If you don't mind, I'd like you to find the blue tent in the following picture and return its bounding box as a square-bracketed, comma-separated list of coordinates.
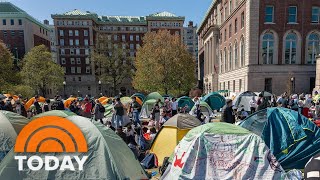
[131, 93, 145, 101]
[201, 92, 226, 110]
[240, 107, 320, 170]
[177, 96, 194, 108]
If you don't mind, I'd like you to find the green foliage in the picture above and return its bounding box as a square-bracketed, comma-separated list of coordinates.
[0, 41, 19, 91]
[133, 30, 196, 96]
[6, 85, 35, 98]
[93, 34, 134, 96]
[20, 45, 64, 97]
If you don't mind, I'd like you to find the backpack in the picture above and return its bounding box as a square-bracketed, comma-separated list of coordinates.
[99, 104, 105, 113]
[159, 157, 170, 175]
[140, 153, 158, 169]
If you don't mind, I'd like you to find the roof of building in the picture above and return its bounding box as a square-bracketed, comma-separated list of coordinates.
[197, 0, 218, 34]
[147, 11, 185, 21]
[0, 2, 50, 30]
[63, 9, 94, 16]
[99, 16, 146, 24]
[149, 11, 178, 17]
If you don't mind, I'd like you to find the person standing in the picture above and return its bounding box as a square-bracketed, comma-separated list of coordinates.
[93, 99, 105, 124]
[42, 99, 51, 112]
[131, 97, 142, 127]
[55, 96, 65, 110]
[4, 97, 13, 112]
[33, 96, 42, 114]
[114, 98, 124, 129]
[221, 99, 235, 124]
[249, 97, 257, 114]
[171, 98, 178, 116]
[152, 99, 161, 131]
[15, 100, 27, 117]
[257, 94, 268, 111]
[82, 98, 92, 118]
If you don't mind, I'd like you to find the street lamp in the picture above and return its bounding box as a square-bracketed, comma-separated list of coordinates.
[63, 81, 66, 98]
[78, 90, 80, 97]
[290, 77, 295, 94]
[98, 80, 102, 96]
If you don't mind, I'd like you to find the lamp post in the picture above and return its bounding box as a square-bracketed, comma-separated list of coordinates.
[63, 81, 66, 98]
[290, 77, 295, 94]
[78, 90, 80, 97]
[98, 80, 102, 95]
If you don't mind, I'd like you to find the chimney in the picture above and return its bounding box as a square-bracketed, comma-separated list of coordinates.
[188, 21, 193, 27]
[43, 19, 49, 25]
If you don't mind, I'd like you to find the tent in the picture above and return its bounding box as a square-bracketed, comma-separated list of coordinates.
[233, 91, 257, 111]
[63, 97, 77, 108]
[0, 111, 148, 180]
[177, 96, 194, 109]
[140, 99, 163, 119]
[201, 92, 225, 110]
[189, 101, 214, 119]
[131, 93, 145, 101]
[25, 96, 46, 110]
[150, 114, 202, 166]
[162, 123, 290, 179]
[0, 111, 30, 162]
[240, 107, 320, 170]
[144, 92, 164, 103]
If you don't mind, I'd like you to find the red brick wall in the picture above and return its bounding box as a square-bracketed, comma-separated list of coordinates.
[34, 34, 50, 48]
[259, 0, 320, 64]
[0, 30, 25, 59]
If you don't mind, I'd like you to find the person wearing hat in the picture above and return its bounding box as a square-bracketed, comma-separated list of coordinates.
[221, 99, 235, 124]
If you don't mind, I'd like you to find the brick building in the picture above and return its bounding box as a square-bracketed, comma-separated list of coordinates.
[52, 10, 185, 96]
[0, 2, 50, 63]
[198, 0, 320, 95]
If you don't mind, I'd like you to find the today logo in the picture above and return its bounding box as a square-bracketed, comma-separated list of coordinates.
[14, 116, 88, 171]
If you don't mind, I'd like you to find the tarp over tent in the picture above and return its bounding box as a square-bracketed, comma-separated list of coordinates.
[144, 92, 164, 103]
[151, 114, 201, 166]
[0, 111, 30, 162]
[177, 96, 194, 109]
[202, 92, 225, 110]
[162, 123, 288, 179]
[240, 107, 320, 170]
[64, 97, 77, 108]
[0, 111, 148, 180]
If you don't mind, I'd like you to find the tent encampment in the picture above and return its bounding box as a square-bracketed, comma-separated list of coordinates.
[150, 114, 201, 166]
[162, 122, 295, 179]
[0, 111, 148, 180]
[0, 111, 30, 162]
[233, 91, 257, 111]
[140, 93, 164, 119]
[189, 101, 214, 119]
[177, 96, 194, 109]
[240, 107, 320, 170]
[201, 92, 225, 110]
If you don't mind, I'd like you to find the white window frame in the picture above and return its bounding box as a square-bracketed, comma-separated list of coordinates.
[70, 58, 75, 64]
[265, 6, 274, 23]
[59, 30, 64, 36]
[84, 30, 88, 36]
[288, 6, 297, 24]
[75, 30, 79, 36]
[69, 30, 73, 36]
[61, 58, 66, 64]
[76, 58, 81, 64]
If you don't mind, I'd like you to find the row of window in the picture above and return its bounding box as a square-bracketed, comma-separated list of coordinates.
[2, 19, 22, 26]
[261, 31, 319, 64]
[1, 30, 24, 38]
[265, 6, 320, 24]
[56, 20, 92, 26]
[102, 43, 140, 50]
[63, 66, 91, 74]
[222, 12, 245, 42]
[60, 48, 90, 55]
[98, 26, 147, 32]
[221, 0, 242, 24]
[220, 37, 245, 73]
[59, 39, 89, 46]
[59, 29, 88, 37]
[60, 57, 90, 65]
[218, 79, 243, 93]
[150, 21, 182, 27]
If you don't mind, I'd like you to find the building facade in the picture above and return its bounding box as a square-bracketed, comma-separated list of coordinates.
[0, 2, 50, 63]
[198, 0, 320, 95]
[183, 21, 198, 77]
[52, 10, 185, 97]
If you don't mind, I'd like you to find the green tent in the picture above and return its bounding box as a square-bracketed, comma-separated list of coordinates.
[103, 104, 114, 118]
[144, 92, 164, 103]
[140, 99, 163, 119]
[0, 111, 148, 179]
[177, 96, 194, 108]
[0, 111, 30, 162]
[202, 92, 226, 110]
[190, 101, 213, 118]
[131, 93, 145, 101]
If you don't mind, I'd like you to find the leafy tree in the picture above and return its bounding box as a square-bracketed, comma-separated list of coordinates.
[93, 34, 134, 96]
[21, 45, 64, 97]
[133, 30, 196, 96]
[0, 41, 20, 91]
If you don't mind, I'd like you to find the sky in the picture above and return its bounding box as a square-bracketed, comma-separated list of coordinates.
[8, 0, 212, 26]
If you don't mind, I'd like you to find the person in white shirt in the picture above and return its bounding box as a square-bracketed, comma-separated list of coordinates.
[171, 98, 178, 116]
